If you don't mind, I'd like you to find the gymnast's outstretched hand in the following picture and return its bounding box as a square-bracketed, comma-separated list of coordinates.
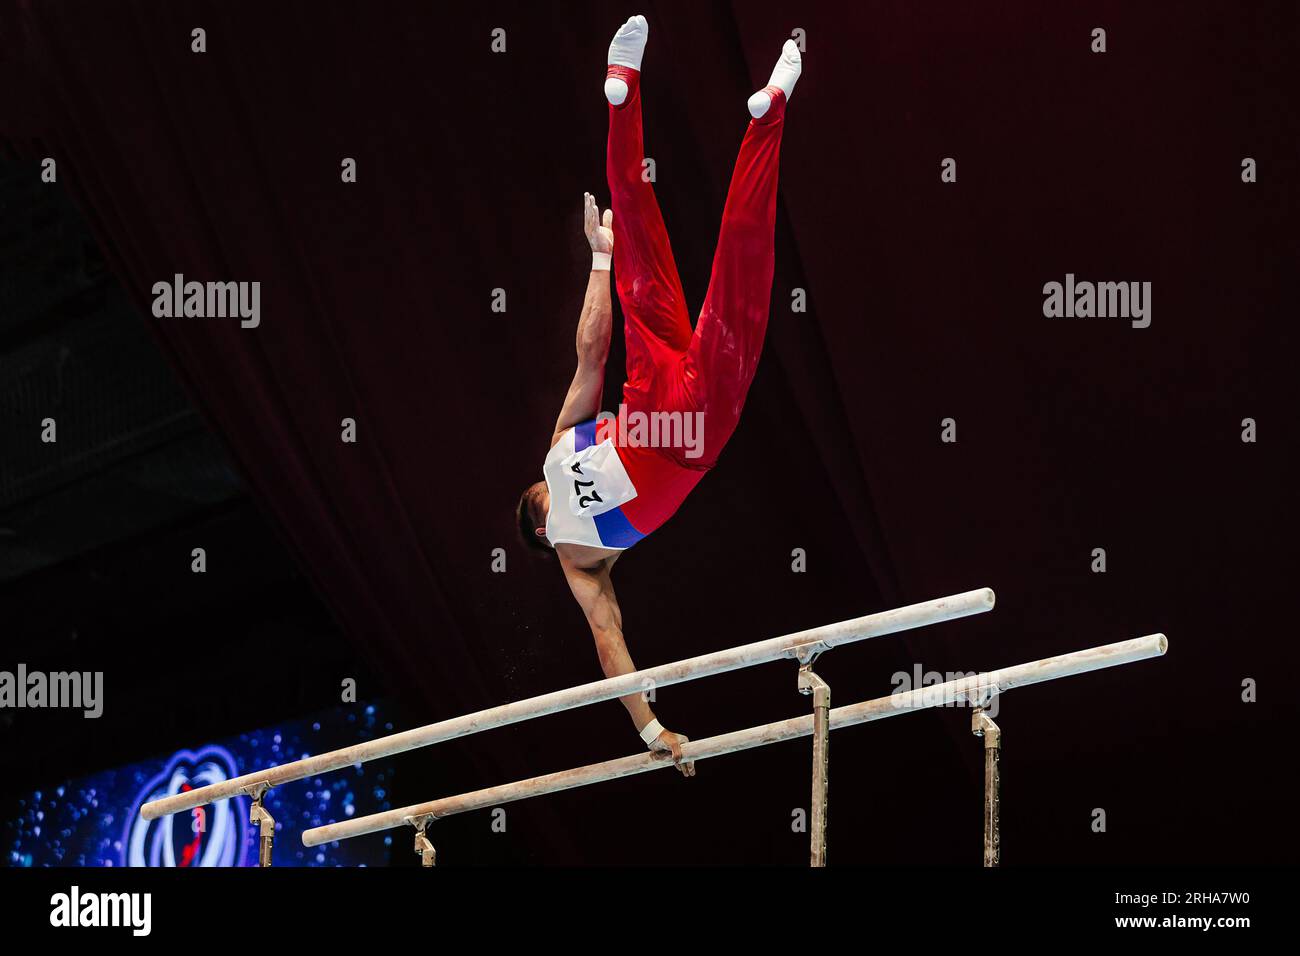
[583, 192, 614, 254]
[650, 729, 696, 778]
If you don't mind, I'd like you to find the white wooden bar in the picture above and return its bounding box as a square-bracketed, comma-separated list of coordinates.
[141, 587, 995, 821]
[302, 633, 1166, 847]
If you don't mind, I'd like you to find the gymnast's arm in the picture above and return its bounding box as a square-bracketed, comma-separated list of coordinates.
[552, 194, 615, 445]
[560, 556, 695, 776]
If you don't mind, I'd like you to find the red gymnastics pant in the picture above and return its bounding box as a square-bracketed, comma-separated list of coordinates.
[606, 65, 785, 468]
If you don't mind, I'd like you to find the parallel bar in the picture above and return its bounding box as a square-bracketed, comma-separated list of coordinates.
[142, 588, 995, 821]
[302, 633, 1166, 847]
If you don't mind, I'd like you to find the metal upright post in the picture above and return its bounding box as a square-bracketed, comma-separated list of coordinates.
[798, 656, 831, 868]
[410, 815, 436, 867]
[971, 706, 1001, 867]
[246, 783, 275, 868]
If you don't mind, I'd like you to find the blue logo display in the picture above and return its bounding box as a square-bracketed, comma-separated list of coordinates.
[5, 704, 397, 867]
[124, 746, 249, 867]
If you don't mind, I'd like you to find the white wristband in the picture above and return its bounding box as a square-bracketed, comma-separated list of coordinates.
[639, 718, 665, 746]
[592, 251, 612, 271]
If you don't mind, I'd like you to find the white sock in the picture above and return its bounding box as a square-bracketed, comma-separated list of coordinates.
[605, 15, 648, 105]
[748, 39, 802, 118]
[608, 14, 648, 69]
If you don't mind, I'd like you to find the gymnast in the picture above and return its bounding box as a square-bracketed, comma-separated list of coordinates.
[516, 15, 800, 772]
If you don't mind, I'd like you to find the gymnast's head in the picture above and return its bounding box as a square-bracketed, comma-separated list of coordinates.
[516, 481, 554, 557]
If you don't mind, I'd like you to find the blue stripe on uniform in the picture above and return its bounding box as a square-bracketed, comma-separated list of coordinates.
[574, 419, 599, 450]
[594, 508, 645, 548]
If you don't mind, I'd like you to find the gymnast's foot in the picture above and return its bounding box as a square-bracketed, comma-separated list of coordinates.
[648, 726, 696, 777]
[748, 39, 802, 119]
[605, 14, 648, 106]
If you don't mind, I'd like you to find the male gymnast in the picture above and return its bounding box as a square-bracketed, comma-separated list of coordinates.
[516, 16, 801, 772]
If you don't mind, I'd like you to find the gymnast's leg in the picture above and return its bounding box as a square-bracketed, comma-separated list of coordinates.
[605, 15, 693, 409]
[686, 40, 802, 463]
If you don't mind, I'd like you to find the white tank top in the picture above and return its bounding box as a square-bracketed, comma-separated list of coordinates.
[543, 426, 640, 549]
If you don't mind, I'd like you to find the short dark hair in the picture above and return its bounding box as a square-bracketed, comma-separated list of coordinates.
[516, 483, 554, 559]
